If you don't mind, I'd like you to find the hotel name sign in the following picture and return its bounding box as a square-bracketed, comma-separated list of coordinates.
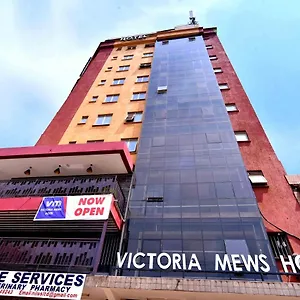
[117, 252, 300, 274]
[120, 35, 147, 41]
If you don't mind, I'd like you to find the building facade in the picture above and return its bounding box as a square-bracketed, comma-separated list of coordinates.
[0, 21, 299, 300]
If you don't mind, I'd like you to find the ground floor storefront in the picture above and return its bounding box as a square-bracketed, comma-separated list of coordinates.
[83, 275, 300, 300]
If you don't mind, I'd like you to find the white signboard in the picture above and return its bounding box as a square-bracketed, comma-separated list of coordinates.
[34, 194, 113, 221]
[0, 271, 86, 300]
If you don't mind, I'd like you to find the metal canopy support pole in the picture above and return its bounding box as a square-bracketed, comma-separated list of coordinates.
[92, 220, 108, 274]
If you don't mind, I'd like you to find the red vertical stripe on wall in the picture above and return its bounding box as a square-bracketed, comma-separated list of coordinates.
[36, 44, 113, 146]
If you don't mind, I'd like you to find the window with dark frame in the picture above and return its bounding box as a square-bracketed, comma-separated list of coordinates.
[268, 232, 293, 259]
[162, 40, 169, 45]
[145, 43, 154, 48]
[94, 114, 112, 126]
[123, 55, 134, 60]
[78, 116, 88, 124]
[112, 78, 125, 85]
[248, 170, 268, 186]
[98, 80, 106, 86]
[125, 112, 143, 123]
[104, 94, 119, 103]
[136, 75, 149, 83]
[127, 46, 136, 50]
[69, 141, 77, 144]
[219, 83, 229, 90]
[90, 96, 98, 102]
[143, 52, 153, 58]
[214, 68, 222, 74]
[131, 92, 146, 101]
[122, 138, 138, 152]
[225, 103, 238, 112]
[147, 196, 164, 202]
[87, 140, 104, 143]
[140, 63, 151, 69]
[118, 65, 130, 71]
[234, 131, 249, 142]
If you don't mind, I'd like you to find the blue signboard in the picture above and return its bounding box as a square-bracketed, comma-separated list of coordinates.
[34, 196, 66, 220]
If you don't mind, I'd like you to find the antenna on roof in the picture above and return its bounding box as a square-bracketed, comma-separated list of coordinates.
[189, 10, 198, 25]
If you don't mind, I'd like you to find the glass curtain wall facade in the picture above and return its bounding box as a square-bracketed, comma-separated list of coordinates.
[122, 36, 279, 281]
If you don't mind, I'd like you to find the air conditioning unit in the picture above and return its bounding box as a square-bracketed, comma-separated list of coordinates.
[157, 86, 168, 94]
[125, 114, 134, 122]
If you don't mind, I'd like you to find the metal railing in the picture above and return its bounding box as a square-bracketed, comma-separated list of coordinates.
[0, 175, 127, 215]
[0, 235, 120, 274]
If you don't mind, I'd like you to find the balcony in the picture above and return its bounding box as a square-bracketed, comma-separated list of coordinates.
[0, 175, 127, 215]
[0, 235, 120, 274]
[0, 175, 132, 233]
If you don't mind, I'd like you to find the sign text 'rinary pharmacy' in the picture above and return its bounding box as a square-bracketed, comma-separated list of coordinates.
[0, 271, 85, 300]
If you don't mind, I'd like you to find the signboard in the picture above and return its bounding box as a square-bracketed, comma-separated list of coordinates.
[0, 271, 86, 300]
[120, 34, 147, 41]
[117, 252, 300, 274]
[34, 194, 113, 221]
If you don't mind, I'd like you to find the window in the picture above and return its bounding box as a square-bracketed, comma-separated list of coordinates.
[111, 56, 117, 60]
[127, 46, 136, 50]
[219, 83, 229, 90]
[78, 116, 88, 124]
[105, 66, 112, 72]
[268, 233, 293, 259]
[94, 114, 112, 126]
[145, 43, 154, 48]
[140, 63, 151, 69]
[157, 86, 167, 94]
[206, 45, 213, 49]
[87, 139, 104, 143]
[122, 138, 138, 152]
[136, 75, 149, 83]
[123, 55, 134, 60]
[98, 80, 106, 86]
[214, 68, 222, 74]
[104, 94, 119, 103]
[125, 112, 143, 123]
[147, 197, 164, 202]
[225, 240, 250, 263]
[225, 103, 238, 112]
[189, 37, 196, 41]
[209, 55, 217, 61]
[90, 96, 98, 103]
[69, 141, 76, 144]
[112, 78, 125, 85]
[116, 47, 122, 51]
[248, 171, 268, 186]
[143, 52, 153, 58]
[131, 92, 146, 101]
[234, 131, 249, 142]
[162, 40, 169, 45]
[118, 65, 130, 71]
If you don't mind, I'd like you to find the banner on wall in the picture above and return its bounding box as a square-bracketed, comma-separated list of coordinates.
[0, 271, 86, 300]
[34, 194, 113, 221]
